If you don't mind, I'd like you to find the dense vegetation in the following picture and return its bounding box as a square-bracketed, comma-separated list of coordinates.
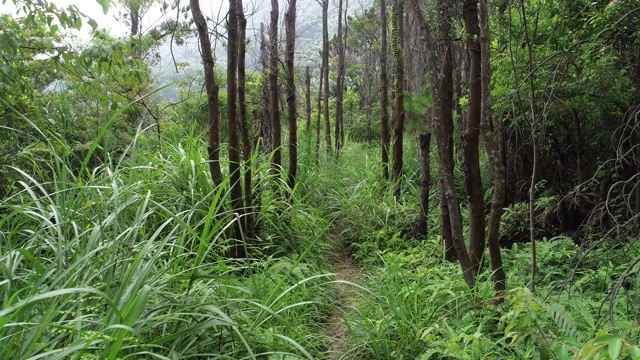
[1, 0, 639, 359]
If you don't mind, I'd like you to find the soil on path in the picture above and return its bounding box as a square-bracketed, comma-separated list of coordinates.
[324, 236, 362, 360]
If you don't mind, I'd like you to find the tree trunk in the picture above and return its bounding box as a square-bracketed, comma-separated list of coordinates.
[335, 0, 345, 153]
[463, 0, 486, 276]
[286, 0, 297, 189]
[380, 0, 390, 180]
[316, 65, 323, 160]
[259, 23, 272, 152]
[306, 65, 311, 137]
[227, 0, 245, 257]
[189, 0, 222, 187]
[407, 0, 475, 288]
[417, 133, 431, 237]
[322, 0, 332, 154]
[391, 0, 405, 197]
[270, 0, 281, 169]
[520, 0, 538, 293]
[238, 0, 254, 240]
[479, 0, 506, 292]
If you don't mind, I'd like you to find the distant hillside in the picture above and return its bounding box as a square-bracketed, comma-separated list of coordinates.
[152, 0, 372, 100]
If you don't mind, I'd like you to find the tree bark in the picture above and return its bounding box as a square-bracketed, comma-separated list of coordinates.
[380, 0, 390, 180]
[286, 0, 297, 189]
[189, 0, 222, 187]
[322, 0, 332, 154]
[391, 0, 405, 197]
[259, 23, 272, 152]
[270, 0, 281, 169]
[305, 65, 311, 137]
[238, 0, 254, 240]
[407, 0, 475, 288]
[417, 133, 431, 237]
[335, 0, 345, 153]
[316, 65, 324, 160]
[479, 0, 506, 292]
[520, 0, 538, 293]
[463, 0, 486, 276]
[227, 0, 245, 257]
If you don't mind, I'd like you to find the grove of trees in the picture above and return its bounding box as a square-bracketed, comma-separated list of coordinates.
[1, 0, 639, 357]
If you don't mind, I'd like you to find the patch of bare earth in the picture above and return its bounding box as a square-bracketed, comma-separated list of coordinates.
[324, 236, 362, 360]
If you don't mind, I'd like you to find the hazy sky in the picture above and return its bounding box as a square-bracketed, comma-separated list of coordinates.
[0, 0, 231, 38]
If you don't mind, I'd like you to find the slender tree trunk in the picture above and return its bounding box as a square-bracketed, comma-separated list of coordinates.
[479, 0, 506, 292]
[190, 0, 222, 187]
[391, 0, 405, 197]
[259, 23, 272, 152]
[322, 0, 332, 154]
[521, 0, 538, 293]
[417, 133, 431, 237]
[335, 0, 346, 153]
[380, 0, 390, 180]
[571, 110, 585, 183]
[407, 0, 474, 288]
[340, 0, 348, 147]
[316, 65, 323, 160]
[227, 0, 245, 257]
[270, 0, 281, 169]
[463, 0, 486, 276]
[286, 0, 297, 189]
[238, 0, 254, 239]
[306, 65, 311, 137]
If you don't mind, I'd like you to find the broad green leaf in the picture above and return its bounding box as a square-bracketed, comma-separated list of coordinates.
[607, 337, 622, 360]
[96, 0, 110, 14]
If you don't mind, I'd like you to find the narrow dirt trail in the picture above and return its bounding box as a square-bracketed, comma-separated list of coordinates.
[324, 235, 362, 360]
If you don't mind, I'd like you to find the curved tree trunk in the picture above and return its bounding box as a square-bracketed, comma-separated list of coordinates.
[189, 0, 222, 187]
[407, 0, 475, 288]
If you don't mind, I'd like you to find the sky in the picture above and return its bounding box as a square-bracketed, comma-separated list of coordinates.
[0, 0, 232, 39]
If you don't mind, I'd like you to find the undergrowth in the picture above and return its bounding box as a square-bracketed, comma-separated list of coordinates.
[0, 122, 333, 359]
[300, 141, 640, 359]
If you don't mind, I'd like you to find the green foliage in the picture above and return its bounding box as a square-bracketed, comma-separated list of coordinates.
[0, 116, 333, 358]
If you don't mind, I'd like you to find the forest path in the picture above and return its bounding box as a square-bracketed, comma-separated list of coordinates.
[324, 231, 362, 360]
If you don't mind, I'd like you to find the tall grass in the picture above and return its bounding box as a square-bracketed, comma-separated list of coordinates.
[0, 113, 333, 358]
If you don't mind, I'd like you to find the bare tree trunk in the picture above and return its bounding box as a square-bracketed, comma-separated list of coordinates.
[380, 0, 390, 180]
[391, 0, 405, 197]
[270, 0, 281, 169]
[479, 0, 506, 292]
[306, 65, 311, 137]
[316, 65, 323, 160]
[190, 0, 222, 187]
[335, 0, 345, 153]
[417, 133, 431, 237]
[520, 0, 538, 293]
[286, 0, 297, 189]
[322, 0, 331, 154]
[463, 0, 486, 276]
[259, 23, 272, 152]
[227, 0, 245, 257]
[238, 0, 254, 240]
[407, 0, 475, 288]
